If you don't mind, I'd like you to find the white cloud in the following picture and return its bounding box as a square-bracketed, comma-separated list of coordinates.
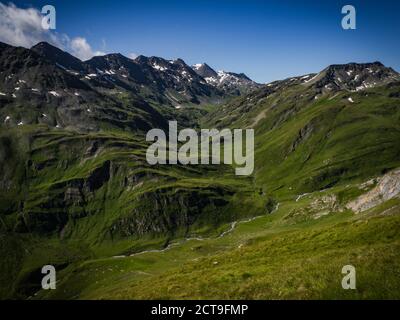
[0, 3, 105, 60]
[0, 2, 62, 48]
[70, 37, 105, 61]
[128, 53, 138, 60]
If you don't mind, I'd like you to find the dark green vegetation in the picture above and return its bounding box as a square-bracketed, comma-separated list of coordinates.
[0, 125, 266, 298]
[38, 198, 400, 300]
[205, 70, 400, 198]
[1, 42, 400, 299]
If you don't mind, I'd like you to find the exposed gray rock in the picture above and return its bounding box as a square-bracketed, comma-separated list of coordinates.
[347, 168, 400, 213]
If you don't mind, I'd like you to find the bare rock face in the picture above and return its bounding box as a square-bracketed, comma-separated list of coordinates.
[347, 168, 400, 213]
[64, 187, 83, 205]
[192, 63, 262, 95]
[284, 193, 339, 221]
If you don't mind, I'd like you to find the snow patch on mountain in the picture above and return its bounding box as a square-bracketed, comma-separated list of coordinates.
[192, 63, 260, 94]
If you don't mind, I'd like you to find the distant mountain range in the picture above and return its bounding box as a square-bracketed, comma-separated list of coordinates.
[0, 41, 261, 131]
[192, 62, 261, 94]
[1, 40, 400, 300]
[1, 41, 398, 133]
[29, 41, 259, 100]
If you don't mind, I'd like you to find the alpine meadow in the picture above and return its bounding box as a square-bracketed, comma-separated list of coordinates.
[0, 0, 400, 301]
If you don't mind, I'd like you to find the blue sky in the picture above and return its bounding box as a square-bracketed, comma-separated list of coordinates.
[4, 0, 400, 83]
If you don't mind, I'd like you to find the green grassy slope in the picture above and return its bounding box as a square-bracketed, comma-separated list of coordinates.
[205, 82, 400, 198]
[1, 78, 399, 299]
[0, 124, 267, 299]
[37, 187, 400, 300]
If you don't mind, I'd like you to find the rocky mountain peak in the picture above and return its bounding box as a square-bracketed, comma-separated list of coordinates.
[305, 61, 399, 92]
[31, 41, 85, 72]
[192, 63, 218, 78]
[191, 64, 261, 95]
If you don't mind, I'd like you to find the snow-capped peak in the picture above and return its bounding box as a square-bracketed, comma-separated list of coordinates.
[193, 63, 204, 70]
[191, 63, 260, 94]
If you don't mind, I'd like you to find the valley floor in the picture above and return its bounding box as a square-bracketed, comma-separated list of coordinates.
[35, 185, 400, 300]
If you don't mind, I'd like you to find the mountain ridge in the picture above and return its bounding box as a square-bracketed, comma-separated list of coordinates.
[192, 62, 261, 95]
[28, 41, 259, 103]
[1, 39, 400, 299]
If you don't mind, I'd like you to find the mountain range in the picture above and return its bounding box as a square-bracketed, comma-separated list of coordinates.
[0, 42, 261, 132]
[0, 41, 400, 300]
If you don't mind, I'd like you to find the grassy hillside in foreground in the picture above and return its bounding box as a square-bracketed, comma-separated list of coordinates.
[37, 185, 400, 300]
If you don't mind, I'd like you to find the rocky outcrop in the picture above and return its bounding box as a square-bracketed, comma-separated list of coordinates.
[110, 186, 233, 238]
[347, 168, 400, 213]
[285, 193, 340, 221]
